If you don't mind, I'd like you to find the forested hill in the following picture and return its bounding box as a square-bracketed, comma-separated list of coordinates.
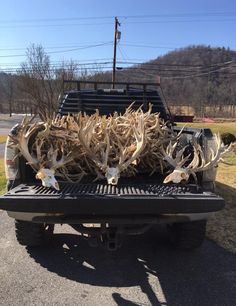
[114, 45, 236, 115]
[1, 45, 236, 117]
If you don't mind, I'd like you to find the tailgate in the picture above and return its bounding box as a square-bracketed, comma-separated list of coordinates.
[0, 182, 224, 214]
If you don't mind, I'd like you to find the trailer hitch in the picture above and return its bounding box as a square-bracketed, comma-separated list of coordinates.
[70, 223, 152, 251]
[101, 229, 122, 251]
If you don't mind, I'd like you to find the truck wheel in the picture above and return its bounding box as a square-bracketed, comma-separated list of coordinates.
[15, 220, 54, 247]
[168, 220, 206, 250]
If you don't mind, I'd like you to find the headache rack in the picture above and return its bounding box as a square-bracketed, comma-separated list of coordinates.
[59, 80, 171, 120]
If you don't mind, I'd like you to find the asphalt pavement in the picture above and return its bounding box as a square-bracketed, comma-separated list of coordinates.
[0, 114, 24, 157]
[0, 211, 236, 306]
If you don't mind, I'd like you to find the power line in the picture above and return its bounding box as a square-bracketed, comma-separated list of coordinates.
[0, 42, 113, 58]
[120, 43, 174, 49]
[119, 12, 236, 19]
[2, 12, 236, 23]
[2, 19, 236, 29]
[0, 22, 113, 29]
[0, 42, 111, 51]
[1, 65, 236, 75]
[115, 60, 234, 69]
[124, 19, 236, 25]
[1, 58, 233, 69]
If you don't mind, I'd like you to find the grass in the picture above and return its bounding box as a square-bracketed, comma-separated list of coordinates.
[0, 159, 6, 195]
[207, 163, 236, 254]
[178, 122, 236, 136]
[223, 150, 236, 164]
[0, 135, 7, 144]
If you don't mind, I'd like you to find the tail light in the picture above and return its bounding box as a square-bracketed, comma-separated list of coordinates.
[4, 136, 20, 181]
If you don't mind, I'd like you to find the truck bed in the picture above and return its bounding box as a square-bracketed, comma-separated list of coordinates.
[0, 179, 224, 215]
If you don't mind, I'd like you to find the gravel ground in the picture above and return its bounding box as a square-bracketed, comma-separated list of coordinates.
[0, 211, 236, 306]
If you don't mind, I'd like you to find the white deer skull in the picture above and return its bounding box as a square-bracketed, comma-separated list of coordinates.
[36, 168, 60, 190]
[105, 167, 120, 185]
[163, 167, 189, 184]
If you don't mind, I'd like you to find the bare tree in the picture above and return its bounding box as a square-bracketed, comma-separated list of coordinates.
[18, 44, 79, 119]
[1, 73, 15, 116]
[55, 59, 79, 93]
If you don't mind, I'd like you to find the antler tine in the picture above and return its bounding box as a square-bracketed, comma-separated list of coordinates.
[161, 145, 177, 168]
[77, 113, 108, 171]
[194, 134, 230, 172]
[47, 143, 73, 171]
[124, 101, 136, 115]
[186, 137, 201, 169]
[101, 128, 110, 167]
[175, 145, 191, 167]
[12, 118, 46, 168]
[35, 137, 45, 162]
[119, 113, 146, 171]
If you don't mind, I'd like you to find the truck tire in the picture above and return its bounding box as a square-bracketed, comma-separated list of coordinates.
[168, 220, 206, 250]
[15, 220, 54, 247]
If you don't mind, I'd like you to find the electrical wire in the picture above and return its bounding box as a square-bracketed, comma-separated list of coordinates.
[0, 22, 113, 29]
[124, 19, 236, 24]
[0, 58, 233, 69]
[0, 42, 113, 58]
[0, 42, 112, 51]
[2, 12, 236, 23]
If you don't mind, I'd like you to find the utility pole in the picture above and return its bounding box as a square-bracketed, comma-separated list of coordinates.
[112, 17, 121, 88]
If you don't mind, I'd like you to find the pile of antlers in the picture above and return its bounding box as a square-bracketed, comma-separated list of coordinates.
[9, 105, 231, 189]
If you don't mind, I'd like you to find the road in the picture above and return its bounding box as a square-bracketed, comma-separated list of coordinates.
[0, 129, 9, 158]
[0, 211, 236, 306]
[0, 115, 24, 157]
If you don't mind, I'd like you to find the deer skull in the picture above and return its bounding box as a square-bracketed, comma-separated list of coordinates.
[105, 167, 120, 185]
[163, 168, 190, 184]
[36, 168, 60, 190]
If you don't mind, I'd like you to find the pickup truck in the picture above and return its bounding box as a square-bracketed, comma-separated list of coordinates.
[0, 80, 224, 251]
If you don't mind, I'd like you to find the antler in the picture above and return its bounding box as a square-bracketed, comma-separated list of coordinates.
[9, 116, 45, 170]
[163, 134, 231, 184]
[117, 113, 146, 171]
[76, 108, 146, 185]
[77, 112, 110, 173]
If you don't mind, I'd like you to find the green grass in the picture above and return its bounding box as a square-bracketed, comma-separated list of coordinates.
[0, 135, 7, 144]
[0, 159, 6, 195]
[178, 122, 236, 136]
[207, 163, 236, 254]
[224, 151, 236, 164]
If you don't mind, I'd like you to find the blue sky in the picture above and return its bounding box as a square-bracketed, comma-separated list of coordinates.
[1, 0, 236, 71]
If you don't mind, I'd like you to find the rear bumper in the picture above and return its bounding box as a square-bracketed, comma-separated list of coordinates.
[7, 211, 215, 224]
[0, 182, 224, 215]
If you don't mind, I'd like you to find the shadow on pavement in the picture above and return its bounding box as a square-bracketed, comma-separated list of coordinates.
[216, 181, 236, 205]
[26, 226, 236, 306]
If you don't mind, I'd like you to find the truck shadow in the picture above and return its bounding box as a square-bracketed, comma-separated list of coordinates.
[26, 225, 236, 306]
[216, 181, 236, 205]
